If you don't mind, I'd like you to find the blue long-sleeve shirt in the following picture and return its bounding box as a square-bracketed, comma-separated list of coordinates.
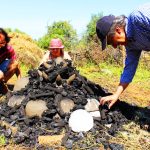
[120, 3, 150, 83]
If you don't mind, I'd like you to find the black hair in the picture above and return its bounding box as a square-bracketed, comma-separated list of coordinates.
[0, 28, 10, 43]
[107, 15, 126, 37]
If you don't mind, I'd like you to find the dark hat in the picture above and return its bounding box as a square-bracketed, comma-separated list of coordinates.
[96, 15, 115, 50]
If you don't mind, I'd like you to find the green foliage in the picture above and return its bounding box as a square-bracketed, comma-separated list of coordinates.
[78, 62, 150, 86]
[75, 13, 104, 66]
[14, 29, 26, 34]
[84, 13, 103, 41]
[20, 63, 32, 76]
[38, 21, 78, 51]
[4, 28, 12, 33]
[134, 64, 150, 83]
[5, 28, 26, 34]
[78, 62, 121, 80]
[37, 34, 51, 49]
[0, 135, 6, 145]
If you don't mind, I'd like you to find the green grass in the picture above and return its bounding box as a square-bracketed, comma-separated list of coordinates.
[20, 63, 30, 77]
[0, 135, 6, 146]
[77, 62, 121, 80]
[134, 65, 150, 82]
[77, 62, 150, 89]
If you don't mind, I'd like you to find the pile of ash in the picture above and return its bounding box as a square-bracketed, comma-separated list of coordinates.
[0, 59, 149, 149]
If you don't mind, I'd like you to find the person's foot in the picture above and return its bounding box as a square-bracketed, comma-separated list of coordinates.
[0, 82, 8, 94]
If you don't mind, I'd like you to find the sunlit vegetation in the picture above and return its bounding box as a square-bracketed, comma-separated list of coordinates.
[38, 21, 78, 51]
[5, 29, 43, 71]
[0, 135, 6, 146]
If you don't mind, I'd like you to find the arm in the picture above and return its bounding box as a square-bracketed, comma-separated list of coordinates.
[4, 60, 21, 82]
[15, 61, 21, 79]
[100, 82, 129, 109]
[100, 48, 142, 109]
[4, 45, 21, 81]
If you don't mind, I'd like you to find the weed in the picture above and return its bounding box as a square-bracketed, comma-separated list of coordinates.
[0, 135, 6, 146]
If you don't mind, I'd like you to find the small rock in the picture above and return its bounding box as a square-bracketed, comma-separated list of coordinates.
[8, 95, 25, 107]
[58, 98, 75, 115]
[85, 98, 99, 112]
[13, 77, 29, 91]
[25, 100, 48, 118]
[65, 139, 73, 149]
[109, 143, 124, 150]
[90, 111, 101, 117]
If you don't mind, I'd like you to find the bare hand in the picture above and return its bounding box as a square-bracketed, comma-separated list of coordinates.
[99, 94, 119, 109]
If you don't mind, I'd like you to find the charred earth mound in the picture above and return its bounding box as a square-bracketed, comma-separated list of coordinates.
[0, 59, 149, 149]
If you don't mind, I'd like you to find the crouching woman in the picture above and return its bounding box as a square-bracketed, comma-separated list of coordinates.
[0, 28, 21, 94]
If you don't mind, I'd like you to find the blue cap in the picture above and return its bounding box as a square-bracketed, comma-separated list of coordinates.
[96, 15, 115, 50]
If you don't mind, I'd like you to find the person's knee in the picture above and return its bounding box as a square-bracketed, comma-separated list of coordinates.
[3, 61, 19, 82]
[0, 70, 4, 80]
[9, 61, 19, 70]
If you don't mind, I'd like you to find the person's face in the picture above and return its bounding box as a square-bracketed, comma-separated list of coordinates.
[107, 27, 126, 48]
[0, 33, 6, 48]
[50, 48, 62, 58]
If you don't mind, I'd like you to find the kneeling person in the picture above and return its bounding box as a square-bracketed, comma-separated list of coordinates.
[0, 28, 21, 94]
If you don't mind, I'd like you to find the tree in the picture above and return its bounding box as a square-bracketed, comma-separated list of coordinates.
[85, 13, 103, 42]
[38, 21, 78, 51]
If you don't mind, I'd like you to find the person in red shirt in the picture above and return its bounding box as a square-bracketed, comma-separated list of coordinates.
[0, 28, 21, 94]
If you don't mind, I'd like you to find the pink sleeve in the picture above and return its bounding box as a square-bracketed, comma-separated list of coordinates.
[7, 45, 16, 60]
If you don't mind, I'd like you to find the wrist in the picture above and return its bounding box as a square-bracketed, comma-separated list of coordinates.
[113, 93, 120, 99]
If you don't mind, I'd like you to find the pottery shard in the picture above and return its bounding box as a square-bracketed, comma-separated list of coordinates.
[13, 76, 29, 91]
[8, 95, 25, 107]
[59, 99, 75, 114]
[84, 98, 100, 112]
[25, 100, 48, 118]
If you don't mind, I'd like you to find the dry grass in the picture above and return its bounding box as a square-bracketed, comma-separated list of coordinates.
[0, 145, 32, 150]
[110, 122, 150, 150]
[9, 32, 44, 69]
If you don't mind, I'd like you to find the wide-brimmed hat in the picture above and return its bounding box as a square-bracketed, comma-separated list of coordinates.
[49, 38, 64, 49]
[96, 15, 115, 50]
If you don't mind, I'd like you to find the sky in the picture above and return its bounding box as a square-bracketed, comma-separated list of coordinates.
[1, 0, 149, 39]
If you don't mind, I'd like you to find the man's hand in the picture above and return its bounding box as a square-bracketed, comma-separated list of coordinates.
[100, 82, 129, 109]
[99, 94, 119, 109]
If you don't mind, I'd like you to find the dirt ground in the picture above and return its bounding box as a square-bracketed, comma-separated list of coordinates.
[90, 73, 150, 107]
[88, 74, 150, 150]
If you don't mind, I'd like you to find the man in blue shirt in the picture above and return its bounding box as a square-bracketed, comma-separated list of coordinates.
[96, 3, 150, 109]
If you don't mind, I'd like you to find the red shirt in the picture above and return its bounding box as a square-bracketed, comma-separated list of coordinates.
[0, 45, 16, 64]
